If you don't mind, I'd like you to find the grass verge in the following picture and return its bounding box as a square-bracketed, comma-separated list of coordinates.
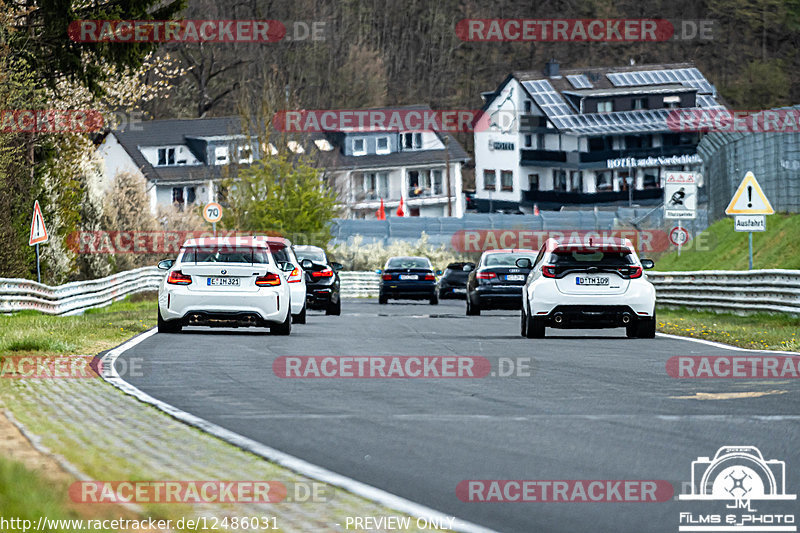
[0, 292, 156, 357]
[657, 307, 800, 351]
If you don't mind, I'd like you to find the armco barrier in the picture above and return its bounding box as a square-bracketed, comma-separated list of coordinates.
[4, 268, 797, 316]
[648, 269, 800, 315]
[0, 267, 163, 315]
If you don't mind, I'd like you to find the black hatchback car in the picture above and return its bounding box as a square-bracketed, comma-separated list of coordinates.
[293, 245, 343, 315]
[437, 262, 474, 299]
[465, 249, 537, 315]
[378, 256, 441, 305]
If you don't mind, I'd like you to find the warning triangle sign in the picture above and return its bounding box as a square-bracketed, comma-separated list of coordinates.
[725, 172, 774, 215]
[29, 200, 48, 245]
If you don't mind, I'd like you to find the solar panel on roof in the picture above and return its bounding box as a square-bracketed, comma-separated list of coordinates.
[566, 74, 593, 89]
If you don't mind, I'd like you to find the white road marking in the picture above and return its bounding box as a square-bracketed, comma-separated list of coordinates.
[656, 332, 800, 355]
[101, 329, 497, 533]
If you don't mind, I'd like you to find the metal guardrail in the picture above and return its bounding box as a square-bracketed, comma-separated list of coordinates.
[648, 270, 800, 315]
[339, 271, 380, 298]
[0, 267, 163, 315]
[3, 268, 798, 316]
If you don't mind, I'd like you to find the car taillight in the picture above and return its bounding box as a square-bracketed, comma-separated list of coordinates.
[423, 274, 435, 281]
[167, 270, 192, 285]
[541, 265, 557, 278]
[256, 273, 282, 286]
[287, 267, 302, 283]
[625, 266, 643, 279]
[382, 274, 393, 281]
[476, 271, 496, 280]
[311, 268, 334, 278]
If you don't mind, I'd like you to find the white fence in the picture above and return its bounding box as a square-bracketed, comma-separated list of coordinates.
[648, 270, 800, 315]
[0, 267, 163, 315]
[2, 268, 799, 316]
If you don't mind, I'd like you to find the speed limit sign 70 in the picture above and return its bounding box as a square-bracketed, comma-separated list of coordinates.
[669, 226, 690, 246]
[203, 202, 222, 223]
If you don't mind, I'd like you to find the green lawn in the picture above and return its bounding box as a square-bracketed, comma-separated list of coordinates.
[657, 308, 800, 351]
[0, 293, 156, 357]
[654, 213, 800, 271]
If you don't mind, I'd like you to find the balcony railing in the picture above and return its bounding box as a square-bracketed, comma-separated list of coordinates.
[522, 187, 663, 205]
[408, 186, 444, 198]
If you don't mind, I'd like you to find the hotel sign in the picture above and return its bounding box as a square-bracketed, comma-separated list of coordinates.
[607, 154, 701, 169]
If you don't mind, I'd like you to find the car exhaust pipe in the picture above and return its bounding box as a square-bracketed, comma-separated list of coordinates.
[553, 312, 564, 324]
[621, 313, 632, 324]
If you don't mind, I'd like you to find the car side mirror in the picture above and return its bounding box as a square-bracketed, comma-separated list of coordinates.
[375, 269, 382, 274]
[641, 259, 655, 270]
[331, 262, 343, 271]
[157, 259, 174, 270]
[300, 259, 313, 270]
[516, 258, 532, 269]
[278, 261, 295, 272]
[435, 269, 443, 276]
[462, 264, 474, 272]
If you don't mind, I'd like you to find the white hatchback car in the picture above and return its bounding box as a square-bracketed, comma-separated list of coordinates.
[156, 237, 292, 334]
[518, 238, 656, 339]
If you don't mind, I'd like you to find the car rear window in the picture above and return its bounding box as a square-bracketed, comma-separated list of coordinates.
[386, 257, 431, 269]
[182, 247, 270, 264]
[551, 250, 635, 266]
[484, 253, 537, 267]
[295, 249, 327, 263]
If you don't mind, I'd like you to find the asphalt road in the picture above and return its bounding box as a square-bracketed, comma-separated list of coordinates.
[118, 300, 800, 533]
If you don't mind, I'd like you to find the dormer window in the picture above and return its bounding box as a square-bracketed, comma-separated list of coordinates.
[663, 96, 681, 109]
[215, 146, 229, 165]
[402, 132, 422, 150]
[633, 97, 648, 110]
[597, 101, 613, 113]
[352, 138, 366, 156]
[158, 148, 175, 166]
[376, 136, 390, 154]
[523, 100, 532, 113]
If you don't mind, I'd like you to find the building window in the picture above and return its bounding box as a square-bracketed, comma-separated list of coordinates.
[158, 148, 175, 166]
[570, 171, 583, 192]
[214, 146, 229, 165]
[500, 170, 513, 191]
[376, 136, 390, 154]
[633, 97, 648, 110]
[588, 136, 612, 151]
[172, 187, 184, 207]
[536, 134, 545, 149]
[353, 138, 366, 156]
[523, 100, 532, 113]
[663, 95, 681, 109]
[597, 100, 613, 113]
[432, 169, 443, 195]
[524, 134, 532, 148]
[643, 168, 660, 189]
[402, 132, 422, 150]
[483, 169, 496, 191]
[553, 170, 568, 191]
[596, 171, 613, 192]
[238, 145, 252, 163]
[528, 174, 539, 191]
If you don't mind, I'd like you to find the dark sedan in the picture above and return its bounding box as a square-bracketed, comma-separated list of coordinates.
[465, 249, 537, 315]
[293, 245, 343, 315]
[437, 262, 474, 299]
[378, 256, 441, 305]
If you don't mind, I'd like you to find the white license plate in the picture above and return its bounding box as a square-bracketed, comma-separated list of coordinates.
[576, 276, 609, 286]
[453, 288, 466, 293]
[207, 277, 240, 286]
[399, 274, 418, 280]
[506, 274, 525, 281]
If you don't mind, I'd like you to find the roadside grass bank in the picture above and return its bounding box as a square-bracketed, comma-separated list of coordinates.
[0, 292, 156, 356]
[656, 307, 799, 351]
[654, 213, 800, 271]
[0, 293, 440, 532]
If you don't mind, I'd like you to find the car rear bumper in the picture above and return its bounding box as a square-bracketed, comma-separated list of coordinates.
[533, 305, 651, 328]
[380, 281, 436, 299]
[306, 287, 335, 308]
[159, 288, 287, 325]
[474, 285, 524, 308]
